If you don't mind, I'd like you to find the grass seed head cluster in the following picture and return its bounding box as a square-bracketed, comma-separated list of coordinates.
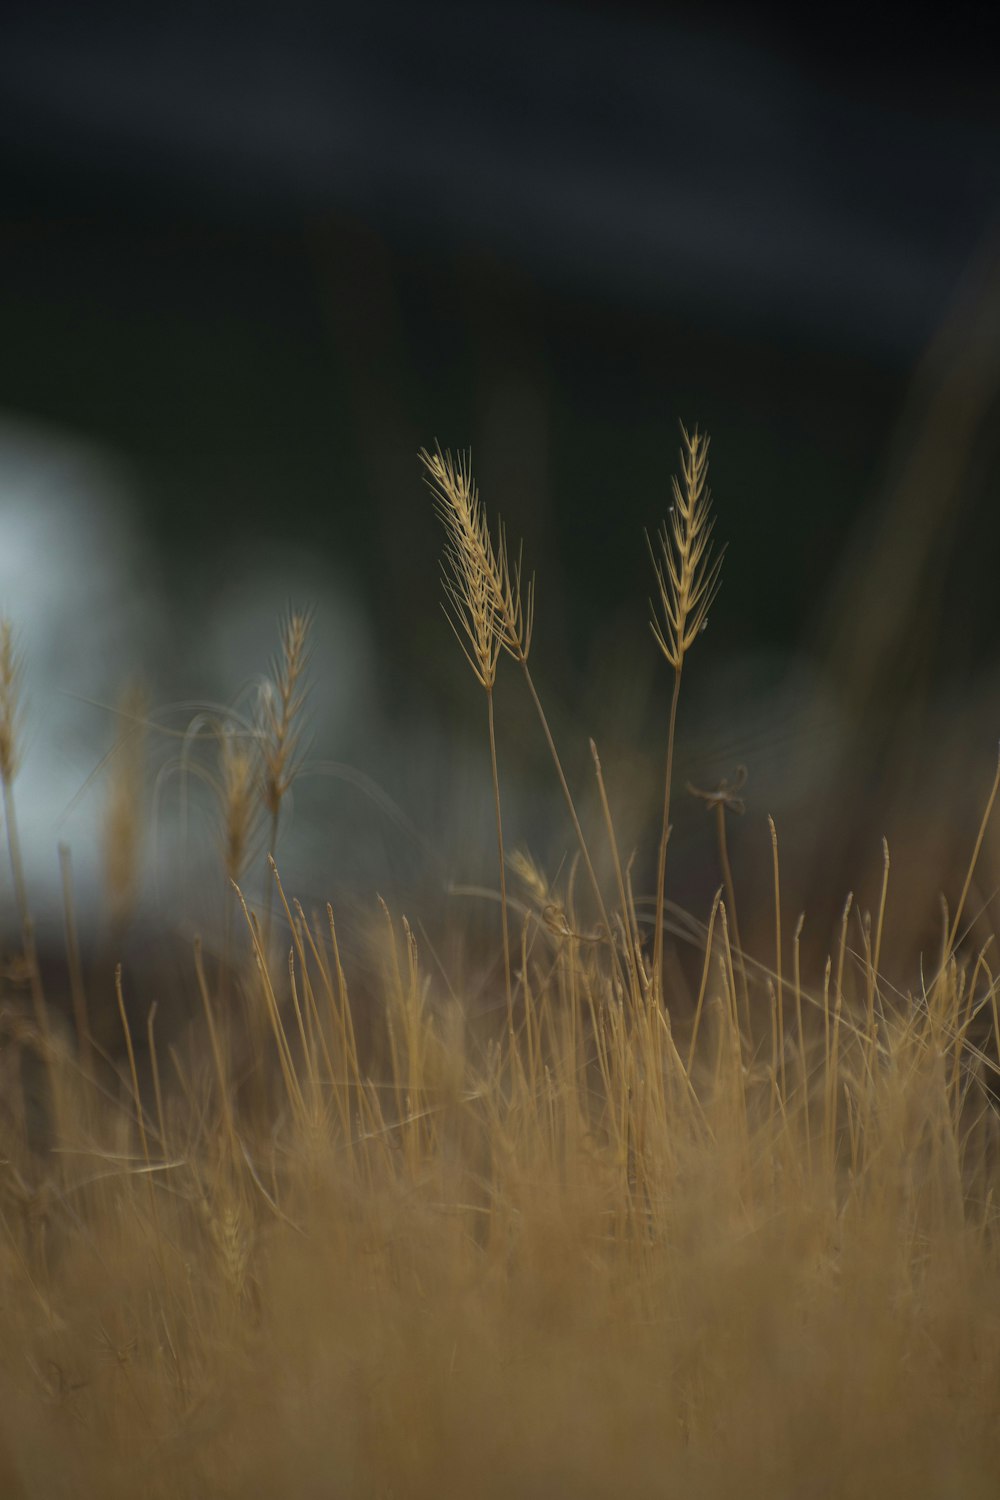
[0, 429, 999, 1497]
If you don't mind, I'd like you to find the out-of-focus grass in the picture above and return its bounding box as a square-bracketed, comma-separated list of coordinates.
[1, 431, 999, 1498]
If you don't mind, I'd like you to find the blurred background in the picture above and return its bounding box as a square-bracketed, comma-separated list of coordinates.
[2, 0, 1000, 987]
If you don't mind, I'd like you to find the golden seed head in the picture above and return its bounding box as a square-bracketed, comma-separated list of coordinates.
[420, 444, 534, 679]
[221, 728, 257, 884]
[648, 423, 725, 671]
[258, 607, 313, 826]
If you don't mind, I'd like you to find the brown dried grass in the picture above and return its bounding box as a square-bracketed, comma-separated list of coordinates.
[0, 436, 998, 1498]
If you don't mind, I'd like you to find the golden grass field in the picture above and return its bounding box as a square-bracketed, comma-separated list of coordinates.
[1, 429, 999, 1497]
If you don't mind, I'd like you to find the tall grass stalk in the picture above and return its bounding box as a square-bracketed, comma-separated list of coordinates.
[259, 608, 312, 959]
[421, 447, 514, 1034]
[421, 446, 621, 996]
[648, 426, 724, 1003]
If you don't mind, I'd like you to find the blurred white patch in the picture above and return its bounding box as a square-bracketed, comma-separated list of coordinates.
[0, 416, 380, 951]
[0, 412, 160, 932]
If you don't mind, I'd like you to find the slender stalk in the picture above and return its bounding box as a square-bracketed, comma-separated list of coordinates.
[262, 803, 281, 961]
[487, 689, 514, 1039]
[652, 667, 682, 1003]
[234, 881, 308, 1127]
[520, 659, 617, 966]
[146, 1002, 168, 1157]
[590, 738, 643, 1004]
[259, 610, 312, 963]
[768, 816, 785, 1102]
[115, 969, 155, 1209]
[59, 843, 91, 1072]
[647, 427, 724, 1005]
[715, 798, 750, 1030]
[793, 912, 811, 1173]
[871, 838, 891, 1012]
[116, 966, 166, 1268]
[945, 743, 1000, 960]
[421, 447, 518, 1021]
[194, 937, 238, 1164]
[687, 767, 748, 1025]
[687, 887, 722, 1073]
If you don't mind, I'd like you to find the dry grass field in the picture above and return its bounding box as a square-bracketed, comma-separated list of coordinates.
[1, 429, 999, 1497]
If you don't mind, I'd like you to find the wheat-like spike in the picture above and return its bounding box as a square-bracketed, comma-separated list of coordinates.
[420, 446, 532, 666]
[221, 726, 257, 887]
[499, 522, 534, 663]
[259, 607, 313, 826]
[215, 1199, 252, 1304]
[509, 847, 550, 906]
[649, 425, 726, 1005]
[440, 532, 502, 691]
[648, 425, 725, 669]
[421, 446, 498, 683]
